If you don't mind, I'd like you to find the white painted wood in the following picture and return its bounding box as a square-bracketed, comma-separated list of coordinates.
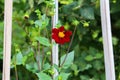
[2, 0, 13, 80]
[52, 0, 59, 78]
[100, 0, 115, 80]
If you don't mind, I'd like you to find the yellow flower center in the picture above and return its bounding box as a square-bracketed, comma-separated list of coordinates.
[58, 32, 65, 38]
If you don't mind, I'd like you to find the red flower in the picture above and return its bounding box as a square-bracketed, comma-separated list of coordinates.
[52, 26, 72, 44]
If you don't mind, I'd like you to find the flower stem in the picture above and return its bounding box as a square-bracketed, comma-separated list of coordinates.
[60, 26, 77, 67]
[59, 45, 62, 67]
[14, 48, 18, 80]
[14, 61, 18, 80]
[37, 41, 41, 71]
[32, 43, 41, 72]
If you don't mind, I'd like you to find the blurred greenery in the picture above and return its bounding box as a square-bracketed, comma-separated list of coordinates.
[0, 0, 120, 80]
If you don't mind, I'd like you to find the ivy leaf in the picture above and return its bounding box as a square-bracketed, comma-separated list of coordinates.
[60, 51, 74, 69]
[80, 7, 95, 19]
[36, 72, 52, 80]
[35, 37, 51, 47]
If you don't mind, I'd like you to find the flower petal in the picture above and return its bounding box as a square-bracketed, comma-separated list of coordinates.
[52, 34, 59, 42]
[52, 28, 59, 33]
[59, 26, 64, 32]
[65, 31, 72, 37]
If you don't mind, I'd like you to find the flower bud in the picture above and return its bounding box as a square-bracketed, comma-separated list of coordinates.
[72, 20, 79, 26]
[58, 76, 62, 80]
[24, 14, 29, 19]
[83, 22, 89, 27]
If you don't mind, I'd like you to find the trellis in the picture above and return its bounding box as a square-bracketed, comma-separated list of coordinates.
[2, 0, 115, 80]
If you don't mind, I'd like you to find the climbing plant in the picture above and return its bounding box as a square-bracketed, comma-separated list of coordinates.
[0, 0, 120, 80]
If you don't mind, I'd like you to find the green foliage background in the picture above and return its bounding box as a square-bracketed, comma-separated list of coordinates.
[0, 0, 120, 80]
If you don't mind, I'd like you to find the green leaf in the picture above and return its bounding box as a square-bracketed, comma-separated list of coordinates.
[22, 0, 26, 3]
[22, 56, 27, 65]
[36, 72, 52, 80]
[59, 73, 70, 80]
[80, 7, 95, 19]
[41, 14, 49, 27]
[60, 51, 74, 69]
[34, 14, 49, 28]
[93, 61, 103, 70]
[16, 52, 23, 65]
[73, 0, 84, 10]
[26, 62, 38, 73]
[59, 0, 73, 4]
[112, 37, 119, 46]
[36, 37, 51, 47]
[84, 64, 92, 70]
[71, 64, 77, 71]
[92, 30, 99, 39]
[29, 0, 34, 8]
[111, 2, 120, 13]
[78, 0, 84, 7]
[79, 63, 92, 72]
[38, 0, 44, 4]
[85, 55, 94, 61]
[11, 52, 23, 68]
[34, 20, 42, 27]
[0, 22, 4, 29]
[0, 48, 3, 59]
[43, 63, 51, 70]
[80, 75, 90, 80]
[55, 73, 70, 80]
[95, 53, 103, 59]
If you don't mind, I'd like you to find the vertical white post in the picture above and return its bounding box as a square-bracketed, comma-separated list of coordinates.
[52, 0, 59, 78]
[2, 0, 13, 80]
[100, 0, 115, 80]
